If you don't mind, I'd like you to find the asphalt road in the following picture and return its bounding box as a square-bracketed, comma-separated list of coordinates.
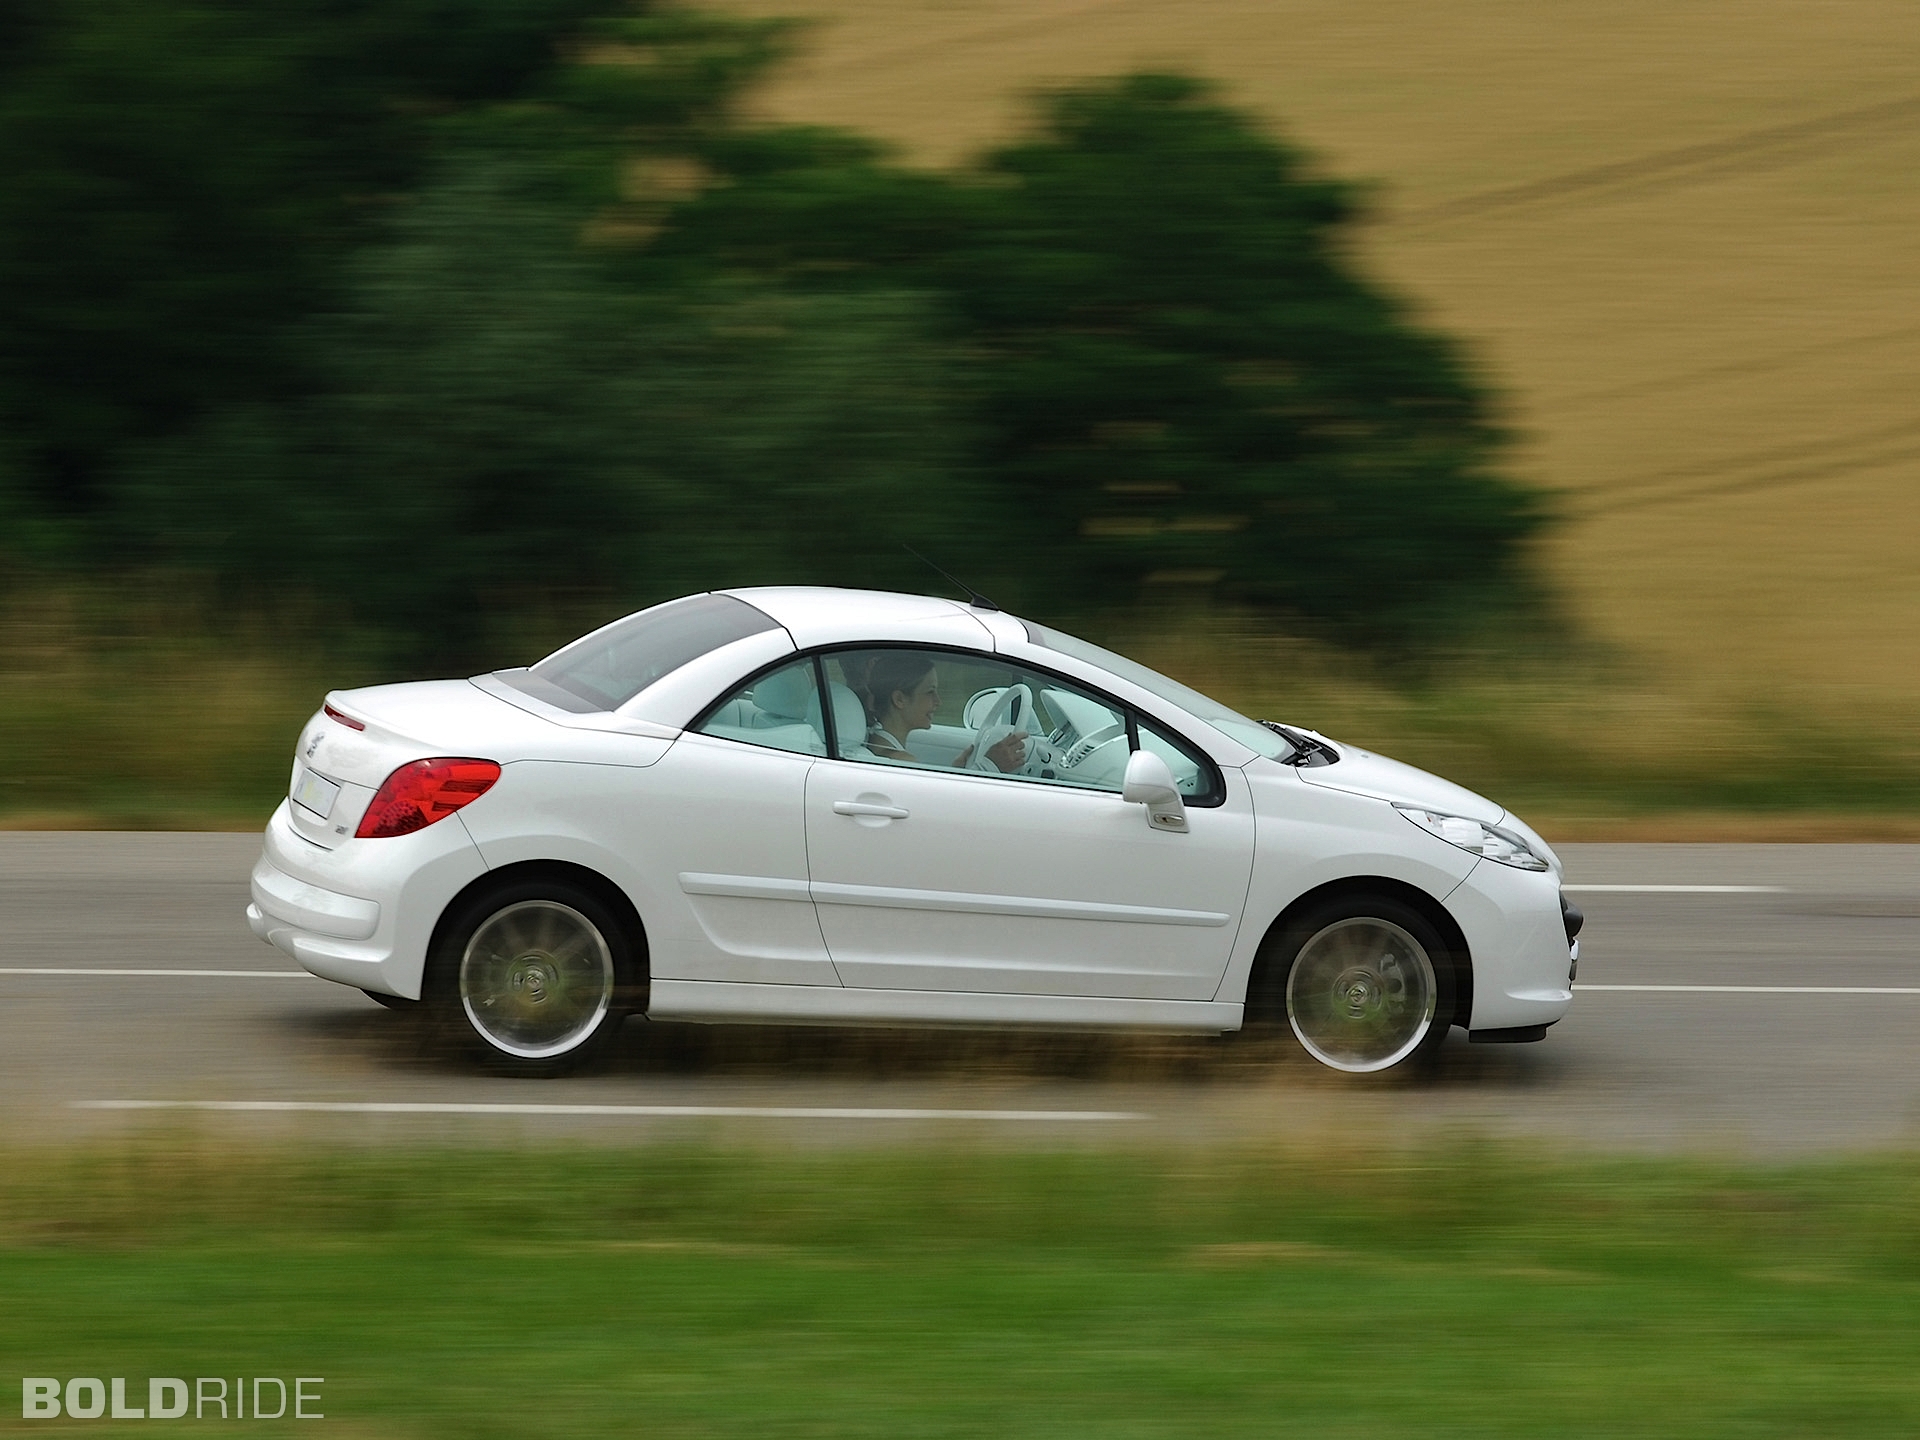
[2, 833, 1916, 1154]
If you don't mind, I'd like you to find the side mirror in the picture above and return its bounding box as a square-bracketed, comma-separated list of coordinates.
[1122, 749, 1189, 833]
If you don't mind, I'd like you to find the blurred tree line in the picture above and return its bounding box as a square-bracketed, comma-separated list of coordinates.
[0, 0, 1546, 666]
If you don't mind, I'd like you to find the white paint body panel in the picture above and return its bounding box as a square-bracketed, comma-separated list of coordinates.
[1444, 854, 1577, 1028]
[1296, 745, 1504, 823]
[1218, 763, 1569, 1030]
[803, 758, 1254, 998]
[248, 586, 1575, 1047]
[731, 586, 996, 658]
[648, 979, 1242, 1032]
[249, 799, 488, 998]
[457, 744, 836, 988]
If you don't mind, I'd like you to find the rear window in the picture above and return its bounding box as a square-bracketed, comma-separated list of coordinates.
[507, 594, 781, 713]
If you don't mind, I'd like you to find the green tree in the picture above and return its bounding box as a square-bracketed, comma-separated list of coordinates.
[944, 74, 1543, 647]
[659, 72, 1547, 649]
[126, 154, 981, 667]
[5, 0, 1547, 658]
[0, 0, 733, 530]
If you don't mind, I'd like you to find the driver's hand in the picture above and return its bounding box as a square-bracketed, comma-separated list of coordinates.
[987, 730, 1029, 772]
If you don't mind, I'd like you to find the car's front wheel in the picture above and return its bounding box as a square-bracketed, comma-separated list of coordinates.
[428, 878, 637, 1076]
[1255, 894, 1456, 1074]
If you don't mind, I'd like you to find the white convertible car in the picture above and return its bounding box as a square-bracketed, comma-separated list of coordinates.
[248, 588, 1579, 1075]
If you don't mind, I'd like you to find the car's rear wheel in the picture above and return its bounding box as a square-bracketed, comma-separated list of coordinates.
[1256, 894, 1456, 1074]
[428, 878, 636, 1076]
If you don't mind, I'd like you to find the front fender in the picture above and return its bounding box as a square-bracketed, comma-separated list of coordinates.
[1215, 769, 1479, 1008]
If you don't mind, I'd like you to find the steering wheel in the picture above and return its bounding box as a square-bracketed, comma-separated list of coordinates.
[968, 682, 1033, 772]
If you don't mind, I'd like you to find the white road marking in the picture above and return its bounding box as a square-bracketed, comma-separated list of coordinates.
[1577, 983, 1920, 995]
[1562, 885, 1788, 893]
[0, 967, 316, 978]
[72, 1100, 1146, 1122]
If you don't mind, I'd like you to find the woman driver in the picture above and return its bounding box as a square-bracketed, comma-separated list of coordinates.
[857, 653, 1027, 773]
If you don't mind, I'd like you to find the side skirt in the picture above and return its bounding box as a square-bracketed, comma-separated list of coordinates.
[647, 979, 1242, 1034]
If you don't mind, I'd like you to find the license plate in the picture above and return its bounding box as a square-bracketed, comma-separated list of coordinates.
[292, 766, 341, 819]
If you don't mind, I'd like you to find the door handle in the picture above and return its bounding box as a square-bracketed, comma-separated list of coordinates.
[833, 800, 910, 819]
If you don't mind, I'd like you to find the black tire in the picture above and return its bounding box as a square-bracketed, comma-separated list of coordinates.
[426, 876, 640, 1077]
[1249, 893, 1457, 1074]
[362, 989, 417, 1011]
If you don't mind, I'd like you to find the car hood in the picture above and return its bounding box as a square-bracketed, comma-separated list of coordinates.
[1294, 744, 1503, 823]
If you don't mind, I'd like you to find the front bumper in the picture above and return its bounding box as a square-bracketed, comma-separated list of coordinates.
[1445, 858, 1577, 1031]
[247, 800, 489, 999]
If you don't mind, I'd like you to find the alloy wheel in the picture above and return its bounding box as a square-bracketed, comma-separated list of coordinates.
[458, 899, 615, 1060]
[1285, 916, 1437, 1073]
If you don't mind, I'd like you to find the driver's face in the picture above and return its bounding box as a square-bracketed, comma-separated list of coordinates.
[895, 673, 939, 732]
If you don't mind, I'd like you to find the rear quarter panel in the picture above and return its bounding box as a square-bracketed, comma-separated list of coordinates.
[452, 737, 834, 988]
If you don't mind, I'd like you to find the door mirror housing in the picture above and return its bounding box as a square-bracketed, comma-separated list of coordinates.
[1122, 749, 1189, 833]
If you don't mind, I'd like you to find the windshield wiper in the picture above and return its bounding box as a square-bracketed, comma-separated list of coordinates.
[1258, 720, 1337, 767]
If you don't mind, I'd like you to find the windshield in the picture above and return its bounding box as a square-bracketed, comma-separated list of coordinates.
[516, 594, 780, 712]
[1021, 620, 1299, 762]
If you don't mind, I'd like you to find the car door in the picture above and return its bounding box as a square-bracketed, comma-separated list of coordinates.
[802, 647, 1255, 1000]
[637, 656, 839, 987]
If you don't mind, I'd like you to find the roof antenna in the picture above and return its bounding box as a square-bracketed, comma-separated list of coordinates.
[902, 543, 999, 612]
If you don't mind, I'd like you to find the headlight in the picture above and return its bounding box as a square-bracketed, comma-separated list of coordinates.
[1394, 804, 1551, 871]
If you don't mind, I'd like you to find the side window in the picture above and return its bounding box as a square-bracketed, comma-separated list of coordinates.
[823, 648, 1133, 794]
[694, 658, 825, 757]
[823, 649, 979, 765]
[1135, 717, 1222, 805]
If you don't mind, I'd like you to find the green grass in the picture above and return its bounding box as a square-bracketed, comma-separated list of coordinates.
[0, 578, 382, 829]
[6, 1141, 1920, 1436]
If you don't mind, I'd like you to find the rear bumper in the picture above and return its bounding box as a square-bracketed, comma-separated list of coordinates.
[249, 858, 380, 940]
[247, 800, 489, 999]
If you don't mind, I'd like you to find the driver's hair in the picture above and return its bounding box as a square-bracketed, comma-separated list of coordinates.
[854, 651, 937, 724]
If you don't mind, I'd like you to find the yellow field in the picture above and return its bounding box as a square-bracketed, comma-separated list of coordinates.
[709, 0, 1920, 722]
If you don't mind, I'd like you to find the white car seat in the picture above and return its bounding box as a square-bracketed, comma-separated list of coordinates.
[751, 664, 815, 727]
[808, 681, 874, 760]
[700, 663, 828, 754]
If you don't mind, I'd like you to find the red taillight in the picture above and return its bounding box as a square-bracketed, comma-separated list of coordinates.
[324, 703, 366, 732]
[355, 758, 501, 839]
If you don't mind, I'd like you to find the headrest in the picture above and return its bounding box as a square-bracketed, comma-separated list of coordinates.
[753, 663, 814, 721]
[806, 681, 872, 758]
